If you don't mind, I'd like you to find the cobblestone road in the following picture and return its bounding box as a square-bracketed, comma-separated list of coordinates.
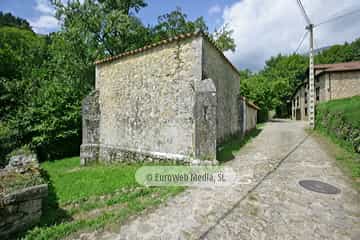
[78, 120, 360, 240]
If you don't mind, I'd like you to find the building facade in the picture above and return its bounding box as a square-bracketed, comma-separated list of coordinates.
[292, 61, 360, 121]
[80, 32, 259, 165]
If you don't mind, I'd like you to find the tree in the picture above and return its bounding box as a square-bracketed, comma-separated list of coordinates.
[239, 54, 308, 118]
[0, 27, 47, 120]
[316, 38, 360, 64]
[51, 0, 150, 57]
[151, 7, 208, 41]
[213, 24, 236, 52]
[151, 7, 236, 52]
[239, 38, 360, 118]
[0, 26, 48, 164]
[0, 12, 33, 31]
[0, 2, 237, 164]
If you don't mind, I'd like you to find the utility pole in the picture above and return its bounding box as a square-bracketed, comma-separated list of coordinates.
[295, 0, 315, 128]
[295, 1, 360, 128]
[307, 24, 315, 129]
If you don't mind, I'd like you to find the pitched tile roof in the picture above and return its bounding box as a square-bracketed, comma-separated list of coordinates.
[95, 32, 201, 65]
[94, 31, 243, 81]
[239, 96, 261, 110]
[95, 31, 234, 67]
[293, 61, 360, 98]
[315, 61, 360, 74]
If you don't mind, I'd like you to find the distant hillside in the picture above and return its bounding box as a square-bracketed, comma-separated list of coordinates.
[0, 11, 33, 32]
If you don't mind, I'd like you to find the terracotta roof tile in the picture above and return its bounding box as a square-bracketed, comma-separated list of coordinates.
[95, 32, 201, 65]
[94, 31, 242, 82]
[315, 61, 360, 72]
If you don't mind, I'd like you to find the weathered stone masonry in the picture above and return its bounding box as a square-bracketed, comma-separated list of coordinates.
[81, 32, 259, 165]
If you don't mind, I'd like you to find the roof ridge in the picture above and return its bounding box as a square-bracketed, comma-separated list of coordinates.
[315, 61, 360, 68]
[95, 31, 203, 65]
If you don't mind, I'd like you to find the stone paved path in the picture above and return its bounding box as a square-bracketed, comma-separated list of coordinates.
[78, 120, 360, 240]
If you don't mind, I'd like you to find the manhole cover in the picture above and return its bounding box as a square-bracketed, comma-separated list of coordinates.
[299, 180, 341, 194]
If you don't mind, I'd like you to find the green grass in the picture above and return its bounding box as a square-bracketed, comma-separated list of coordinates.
[313, 96, 360, 190]
[40, 157, 143, 204]
[217, 127, 263, 163]
[0, 169, 45, 194]
[316, 96, 360, 153]
[311, 129, 360, 191]
[317, 95, 360, 127]
[21, 125, 265, 239]
[20, 157, 184, 240]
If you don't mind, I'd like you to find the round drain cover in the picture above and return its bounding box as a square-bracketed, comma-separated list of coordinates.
[299, 180, 340, 194]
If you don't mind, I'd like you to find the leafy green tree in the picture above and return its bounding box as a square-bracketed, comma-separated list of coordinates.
[9, 76, 83, 160]
[151, 7, 208, 41]
[212, 24, 236, 52]
[51, 0, 150, 57]
[0, 26, 48, 164]
[239, 54, 308, 118]
[0, 12, 32, 31]
[316, 38, 360, 64]
[0, 27, 47, 120]
[240, 38, 360, 118]
[0, 1, 237, 164]
[151, 7, 236, 52]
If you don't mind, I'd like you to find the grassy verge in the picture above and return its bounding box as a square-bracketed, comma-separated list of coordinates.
[22, 125, 265, 239]
[311, 129, 360, 191]
[21, 157, 183, 240]
[217, 126, 263, 163]
[316, 96, 360, 153]
[313, 96, 360, 191]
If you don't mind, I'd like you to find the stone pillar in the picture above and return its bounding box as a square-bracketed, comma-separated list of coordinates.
[194, 79, 217, 161]
[238, 96, 246, 137]
[80, 90, 100, 165]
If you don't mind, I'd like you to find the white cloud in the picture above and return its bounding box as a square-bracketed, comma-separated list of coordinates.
[29, 15, 59, 34]
[35, 0, 55, 14]
[222, 0, 360, 71]
[209, 4, 222, 15]
[30, 0, 59, 33]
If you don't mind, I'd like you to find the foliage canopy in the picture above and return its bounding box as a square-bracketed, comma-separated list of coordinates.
[0, 1, 237, 166]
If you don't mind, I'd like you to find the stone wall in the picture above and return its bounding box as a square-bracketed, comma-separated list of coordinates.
[202, 38, 241, 144]
[0, 151, 47, 238]
[292, 86, 306, 121]
[80, 90, 100, 165]
[329, 71, 360, 100]
[81, 33, 257, 164]
[0, 184, 48, 238]
[239, 97, 258, 133]
[95, 36, 202, 162]
[245, 102, 258, 132]
[292, 69, 360, 122]
[194, 79, 217, 160]
[317, 74, 328, 102]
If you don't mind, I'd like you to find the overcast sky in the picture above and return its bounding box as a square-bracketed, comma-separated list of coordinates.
[1, 0, 360, 71]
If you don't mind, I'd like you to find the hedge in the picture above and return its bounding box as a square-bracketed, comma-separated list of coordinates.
[316, 95, 360, 153]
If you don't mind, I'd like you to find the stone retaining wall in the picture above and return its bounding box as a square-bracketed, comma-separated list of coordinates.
[239, 97, 259, 134]
[0, 184, 48, 238]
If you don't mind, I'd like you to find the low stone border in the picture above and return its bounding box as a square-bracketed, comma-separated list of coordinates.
[0, 184, 48, 238]
[81, 144, 218, 166]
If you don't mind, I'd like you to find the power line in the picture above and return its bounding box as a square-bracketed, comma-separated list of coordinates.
[315, 7, 360, 27]
[296, 0, 312, 25]
[313, 37, 319, 51]
[295, 31, 308, 54]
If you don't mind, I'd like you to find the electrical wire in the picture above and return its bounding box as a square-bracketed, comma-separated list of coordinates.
[295, 31, 308, 54]
[315, 7, 360, 27]
[296, 0, 312, 25]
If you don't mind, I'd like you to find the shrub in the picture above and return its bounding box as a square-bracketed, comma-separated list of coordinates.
[316, 95, 360, 153]
[0, 121, 19, 167]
